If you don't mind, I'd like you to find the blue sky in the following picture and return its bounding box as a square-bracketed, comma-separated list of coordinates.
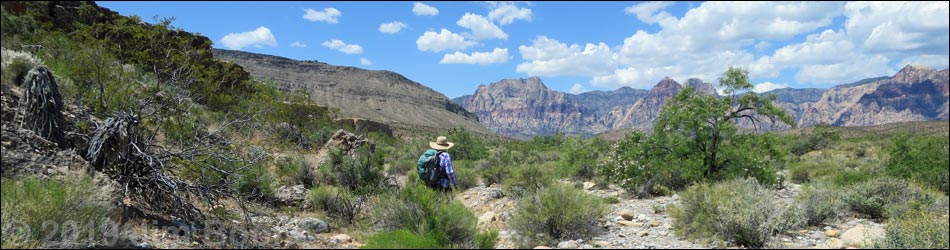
[99, 1, 949, 98]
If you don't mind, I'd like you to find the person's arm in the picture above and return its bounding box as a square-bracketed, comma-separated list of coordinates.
[442, 152, 459, 189]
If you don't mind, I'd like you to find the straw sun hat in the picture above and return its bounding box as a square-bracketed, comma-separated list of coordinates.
[429, 136, 455, 150]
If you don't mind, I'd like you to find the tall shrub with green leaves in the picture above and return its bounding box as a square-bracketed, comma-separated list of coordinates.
[886, 134, 949, 194]
[447, 127, 488, 161]
[601, 67, 793, 194]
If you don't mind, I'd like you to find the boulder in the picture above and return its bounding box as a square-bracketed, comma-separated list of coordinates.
[331, 234, 352, 244]
[557, 240, 579, 249]
[841, 225, 885, 248]
[824, 229, 841, 238]
[299, 218, 329, 233]
[274, 185, 308, 205]
[820, 238, 845, 249]
[619, 209, 635, 221]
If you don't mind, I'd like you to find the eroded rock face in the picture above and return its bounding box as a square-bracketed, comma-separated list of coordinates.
[603, 77, 683, 132]
[799, 65, 949, 127]
[212, 49, 490, 134]
[458, 77, 596, 138]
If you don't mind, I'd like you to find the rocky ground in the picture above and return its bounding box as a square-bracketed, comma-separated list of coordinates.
[457, 179, 887, 249]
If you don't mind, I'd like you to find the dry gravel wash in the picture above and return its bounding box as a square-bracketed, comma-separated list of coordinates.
[456, 181, 886, 249]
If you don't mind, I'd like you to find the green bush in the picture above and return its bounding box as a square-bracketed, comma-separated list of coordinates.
[886, 134, 949, 194]
[372, 183, 477, 248]
[319, 144, 385, 195]
[305, 185, 361, 224]
[447, 128, 488, 161]
[474, 229, 499, 249]
[831, 169, 873, 187]
[361, 229, 440, 249]
[510, 183, 607, 247]
[477, 160, 508, 187]
[504, 164, 554, 197]
[788, 124, 840, 156]
[276, 156, 313, 187]
[1, 176, 117, 248]
[844, 177, 944, 220]
[670, 178, 798, 248]
[873, 211, 950, 249]
[794, 183, 846, 226]
[454, 164, 478, 190]
[789, 167, 811, 184]
[429, 201, 477, 246]
[236, 163, 274, 200]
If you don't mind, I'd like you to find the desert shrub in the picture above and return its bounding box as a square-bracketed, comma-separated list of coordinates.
[454, 165, 478, 190]
[447, 128, 488, 161]
[789, 167, 811, 184]
[504, 163, 554, 197]
[1, 48, 43, 86]
[789, 124, 840, 156]
[236, 162, 274, 200]
[886, 134, 949, 194]
[372, 183, 477, 248]
[872, 210, 949, 249]
[276, 156, 313, 188]
[305, 185, 361, 224]
[386, 159, 414, 177]
[318, 144, 385, 195]
[361, 229, 440, 249]
[476, 160, 508, 187]
[510, 183, 607, 247]
[670, 178, 798, 248]
[794, 183, 846, 226]
[844, 177, 944, 220]
[474, 229, 499, 249]
[1, 176, 118, 248]
[830, 169, 872, 187]
[429, 201, 477, 246]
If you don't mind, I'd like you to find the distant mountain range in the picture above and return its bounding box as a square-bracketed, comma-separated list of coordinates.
[454, 65, 949, 138]
[212, 49, 492, 135]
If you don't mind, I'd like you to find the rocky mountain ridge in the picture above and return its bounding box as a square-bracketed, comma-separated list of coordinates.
[212, 49, 491, 135]
[457, 65, 949, 138]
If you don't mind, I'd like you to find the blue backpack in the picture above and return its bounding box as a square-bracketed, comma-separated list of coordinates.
[417, 149, 445, 185]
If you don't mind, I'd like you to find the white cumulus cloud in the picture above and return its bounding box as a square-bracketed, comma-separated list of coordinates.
[625, 1, 676, 26]
[219, 26, 277, 50]
[752, 82, 788, 93]
[440, 48, 509, 65]
[322, 39, 363, 54]
[303, 7, 341, 23]
[416, 29, 477, 52]
[360, 58, 372, 66]
[379, 21, 408, 34]
[516, 36, 616, 78]
[290, 41, 307, 48]
[488, 2, 533, 25]
[457, 13, 508, 40]
[568, 83, 589, 94]
[413, 2, 439, 16]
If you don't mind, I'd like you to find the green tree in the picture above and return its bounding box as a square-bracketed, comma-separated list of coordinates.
[604, 67, 795, 193]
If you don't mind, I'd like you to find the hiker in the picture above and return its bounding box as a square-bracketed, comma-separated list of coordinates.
[417, 136, 459, 191]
